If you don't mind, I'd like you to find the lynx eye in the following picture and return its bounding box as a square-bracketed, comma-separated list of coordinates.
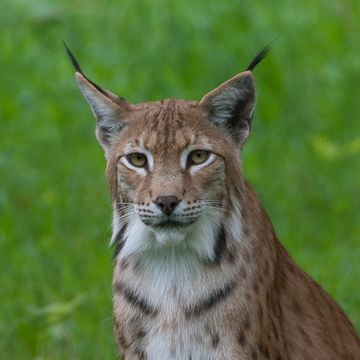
[126, 153, 147, 168]
[188, 150, 210, 166]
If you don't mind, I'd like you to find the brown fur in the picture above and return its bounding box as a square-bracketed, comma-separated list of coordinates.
[72, 60, 360, 359]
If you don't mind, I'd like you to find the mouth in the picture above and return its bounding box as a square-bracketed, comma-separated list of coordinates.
[138, 213, 200, 230]
[152, 220, 190, 230]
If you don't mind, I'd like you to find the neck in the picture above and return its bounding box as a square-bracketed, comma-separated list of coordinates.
[113, 180, 278, 307]
[112, 181, 291, 360]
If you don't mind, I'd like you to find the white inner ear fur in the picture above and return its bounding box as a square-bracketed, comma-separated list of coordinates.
[208, 85, 255, 126]
[75, 73, 120, 126]
[200, 72, 256, 137]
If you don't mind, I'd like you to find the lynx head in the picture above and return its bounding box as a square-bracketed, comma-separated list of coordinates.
[66, 44, 268, 260]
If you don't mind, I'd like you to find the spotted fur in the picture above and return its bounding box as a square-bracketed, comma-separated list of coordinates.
[68, 46, 360, 360]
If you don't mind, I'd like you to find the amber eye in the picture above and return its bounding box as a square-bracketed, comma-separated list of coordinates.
[188, 150, 210, 166]
[126, 153, 147, 168]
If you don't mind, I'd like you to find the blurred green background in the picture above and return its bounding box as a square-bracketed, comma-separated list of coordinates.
[0, 0, 359, 358]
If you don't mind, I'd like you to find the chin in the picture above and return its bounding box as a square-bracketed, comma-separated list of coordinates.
[151, 224, 189, 245]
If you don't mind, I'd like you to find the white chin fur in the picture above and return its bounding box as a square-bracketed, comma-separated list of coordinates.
[113, 209, 223, 260]
[152, 227, 187, 245]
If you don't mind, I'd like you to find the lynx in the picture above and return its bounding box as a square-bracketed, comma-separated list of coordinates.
[66, 44, 360, 359]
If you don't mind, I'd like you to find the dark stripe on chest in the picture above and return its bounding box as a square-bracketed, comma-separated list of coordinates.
[213, 224, 227, 263]
[112, 222, 128, 258]
[185, 280, 236, 319]
[114, 281, 158, 317]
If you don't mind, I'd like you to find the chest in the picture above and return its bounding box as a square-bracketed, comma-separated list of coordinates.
[112, 254, 254, 360]
[114, 304, 245, 360]
[141, 321, 222, 360]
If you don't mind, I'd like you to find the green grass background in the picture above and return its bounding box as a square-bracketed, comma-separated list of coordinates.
[0, 0, 359, 358]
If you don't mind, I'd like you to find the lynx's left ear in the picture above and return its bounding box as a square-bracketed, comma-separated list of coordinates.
[64, 43, 132, 158]
[200, 47, 269, 146]
[200, 71, 256, 146]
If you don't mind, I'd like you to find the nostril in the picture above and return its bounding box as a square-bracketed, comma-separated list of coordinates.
[169, 201, 177, 209]
[154, 196, 180, 216]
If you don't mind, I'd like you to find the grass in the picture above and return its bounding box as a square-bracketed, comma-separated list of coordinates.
[0, 0, 359, 358]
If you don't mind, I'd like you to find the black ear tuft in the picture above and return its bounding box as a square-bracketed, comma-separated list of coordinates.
[63, 41, 83, 73]
[63, 41, 113, 97]
[246, 46, 271, 71]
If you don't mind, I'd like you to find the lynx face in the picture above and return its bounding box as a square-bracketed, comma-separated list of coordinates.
[67, 45, 257, 258]
[110, 101, 230, 246]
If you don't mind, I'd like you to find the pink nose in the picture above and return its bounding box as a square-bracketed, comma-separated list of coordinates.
[154, 196, 180, 216]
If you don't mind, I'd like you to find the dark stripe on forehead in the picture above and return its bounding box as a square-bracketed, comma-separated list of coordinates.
[149, 100, 181, 138]
[185, 280, 236, 319]
[114, 281, 158, 317]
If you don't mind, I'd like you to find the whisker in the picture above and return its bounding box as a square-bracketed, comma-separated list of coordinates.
[203, 207, 226, 221]
[117, 212, 134, 221]
[205, 201, 232, 213]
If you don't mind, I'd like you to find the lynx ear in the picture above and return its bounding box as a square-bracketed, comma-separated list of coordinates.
[75, 73, 132, 155]
[64, 43, 132, 157]
[200, 47, 270, 146]
[200, 71, 256, 146]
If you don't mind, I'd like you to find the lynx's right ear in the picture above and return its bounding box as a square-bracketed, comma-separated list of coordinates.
[64, 43, 132, 157]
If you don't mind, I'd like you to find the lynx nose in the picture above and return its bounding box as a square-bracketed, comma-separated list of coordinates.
[154, 196, 180, 216]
